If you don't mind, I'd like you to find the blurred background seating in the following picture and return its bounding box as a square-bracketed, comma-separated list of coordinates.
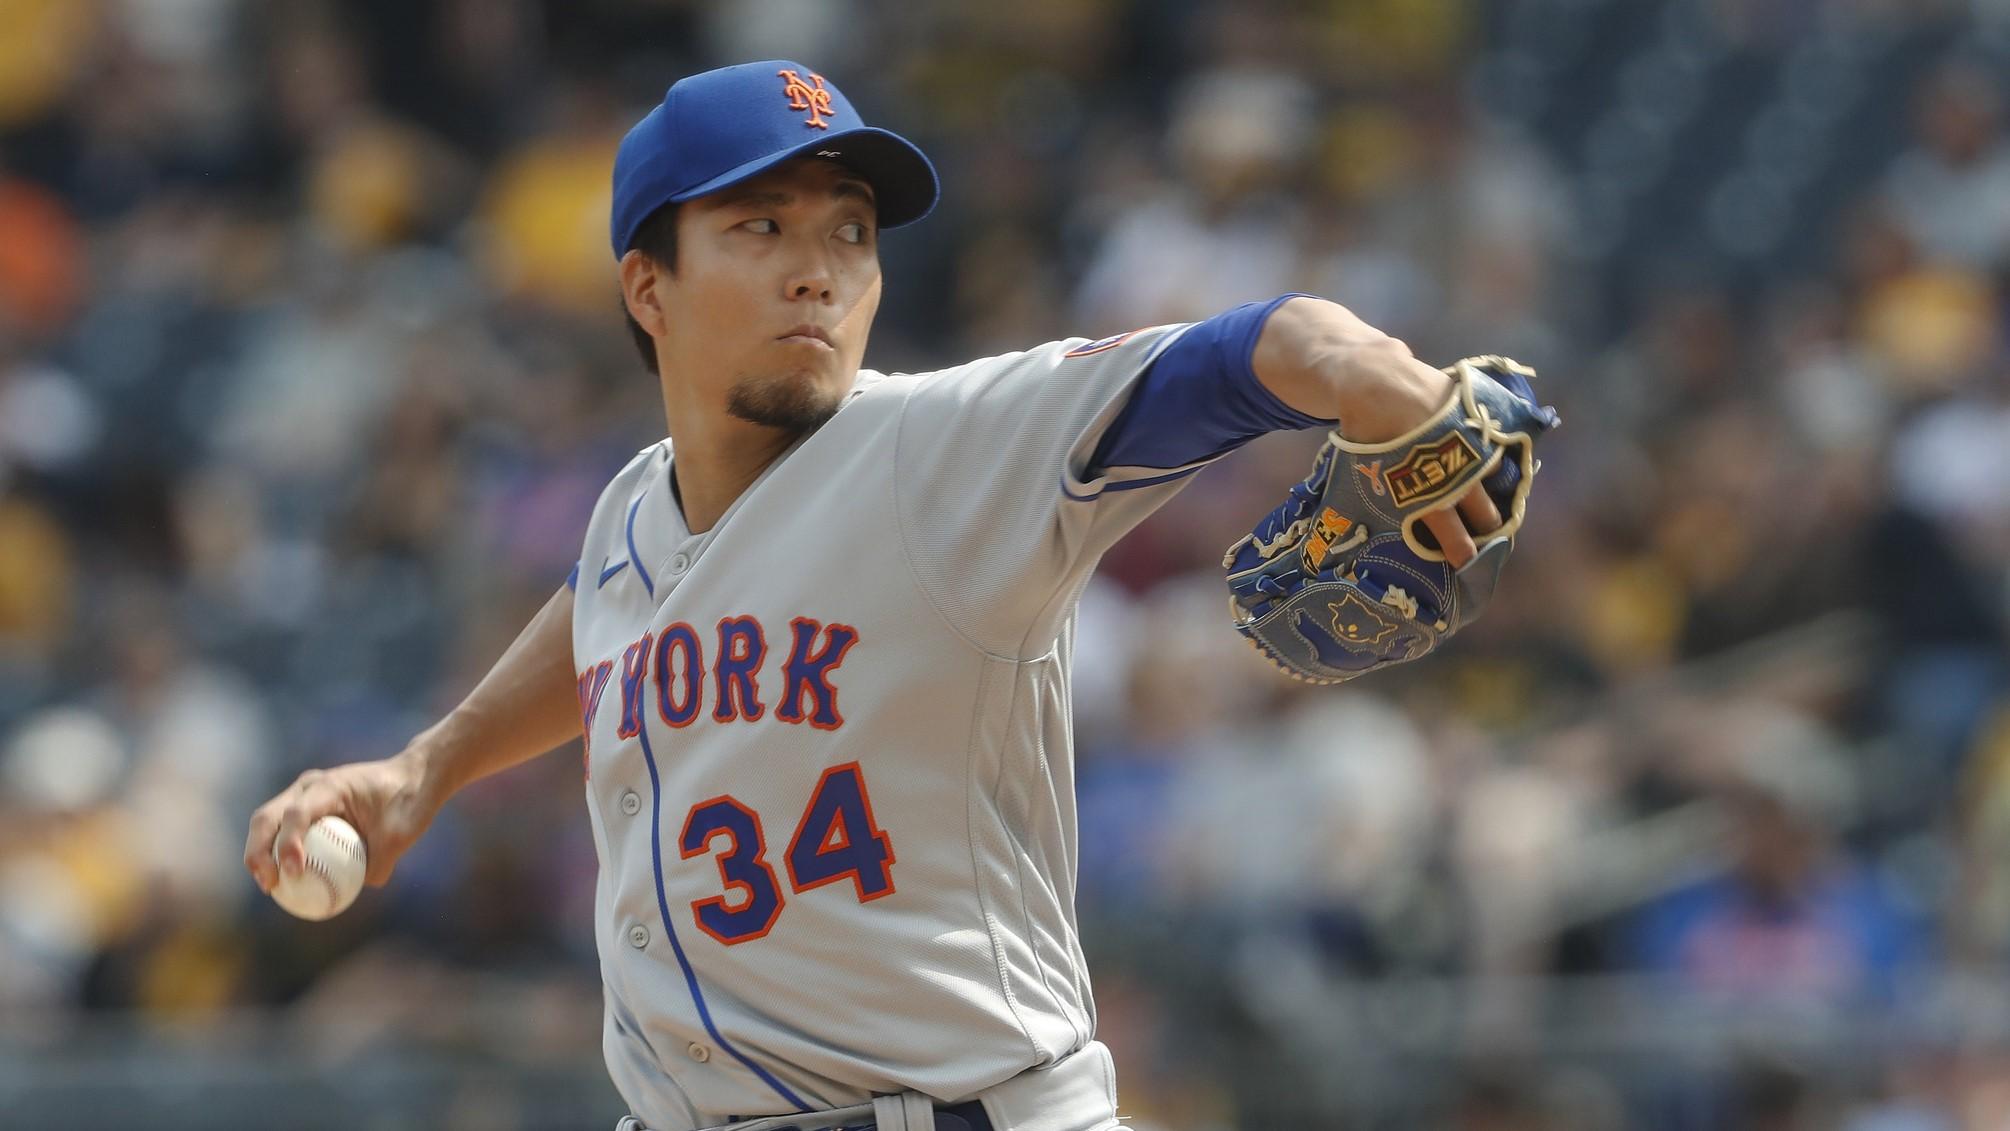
[3, 1, 2010, 1128]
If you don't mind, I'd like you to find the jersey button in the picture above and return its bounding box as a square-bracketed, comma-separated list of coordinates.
[620, 790, 641, 816]
[686, 1042, 711, 1063]
[627, 924, 649, 949]
[668, 553, 691, 575]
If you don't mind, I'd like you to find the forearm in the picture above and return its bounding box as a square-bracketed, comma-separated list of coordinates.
[1250, 296, 1454, 443]
[403, 585, 581, 802]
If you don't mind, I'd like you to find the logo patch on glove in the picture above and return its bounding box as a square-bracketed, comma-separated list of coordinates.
[1355, 460, 1386, 497]
[1388, 433, 1482, 508]
[1327, 591, 1399, 646]
[1300, 507, 1359, 573]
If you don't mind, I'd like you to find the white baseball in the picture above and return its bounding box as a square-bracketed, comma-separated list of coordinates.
[270, 815, 368, 920]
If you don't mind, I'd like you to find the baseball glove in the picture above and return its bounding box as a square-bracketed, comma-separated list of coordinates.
[1223, 356, 1559, 684]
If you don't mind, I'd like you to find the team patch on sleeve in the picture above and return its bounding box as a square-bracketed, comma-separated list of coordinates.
[1063, 329, 1142, 358]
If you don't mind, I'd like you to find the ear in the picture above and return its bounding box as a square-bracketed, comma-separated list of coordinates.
[620, 249, 668, 338]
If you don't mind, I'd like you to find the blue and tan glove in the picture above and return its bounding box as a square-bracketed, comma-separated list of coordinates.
[1223, 356, 1560, 684]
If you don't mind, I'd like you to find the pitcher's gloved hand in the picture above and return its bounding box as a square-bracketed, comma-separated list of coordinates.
[1222, 356, 1560, 683]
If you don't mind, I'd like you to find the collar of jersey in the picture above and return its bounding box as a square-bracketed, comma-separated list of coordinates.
[629, 427, 817, 591]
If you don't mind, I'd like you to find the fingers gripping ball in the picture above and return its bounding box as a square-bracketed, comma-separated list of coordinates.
[1223, 356, 1559, 684]
[271, 816, 368, 920]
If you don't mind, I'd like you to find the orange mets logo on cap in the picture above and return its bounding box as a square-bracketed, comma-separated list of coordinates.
[778, 69, 834, 130]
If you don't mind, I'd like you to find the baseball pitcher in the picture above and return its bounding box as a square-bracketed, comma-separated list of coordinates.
[245, 60, 1557, 1131]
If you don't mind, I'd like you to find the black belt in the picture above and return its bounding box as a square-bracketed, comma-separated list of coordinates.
[929, 1101, 992, 1131]
[632, 1099, 995, 1131]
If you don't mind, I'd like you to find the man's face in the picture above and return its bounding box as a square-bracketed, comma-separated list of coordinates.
[654, 157, 883, 432]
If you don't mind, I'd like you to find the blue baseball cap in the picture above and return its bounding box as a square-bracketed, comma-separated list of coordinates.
[610, 60, 940, 257]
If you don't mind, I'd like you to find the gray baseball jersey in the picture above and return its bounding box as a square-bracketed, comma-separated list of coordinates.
[570, 324, 1215, 1131]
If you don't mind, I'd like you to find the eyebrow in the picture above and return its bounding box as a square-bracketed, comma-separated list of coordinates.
[711, 179, 877, 210]
[831, 179, 875, 206]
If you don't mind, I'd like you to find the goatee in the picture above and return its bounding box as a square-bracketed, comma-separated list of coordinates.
[725, 377, 842, 436]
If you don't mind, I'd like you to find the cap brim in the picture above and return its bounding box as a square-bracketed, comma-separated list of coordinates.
[669, 126, 939, 230]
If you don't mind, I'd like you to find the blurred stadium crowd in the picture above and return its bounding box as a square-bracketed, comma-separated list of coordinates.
[3, 0, 2010, 1128]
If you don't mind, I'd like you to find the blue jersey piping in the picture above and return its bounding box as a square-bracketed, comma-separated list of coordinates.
[633, 714, 811, 1112]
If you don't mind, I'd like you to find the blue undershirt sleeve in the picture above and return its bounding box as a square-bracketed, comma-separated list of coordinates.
[1086, 293, 1337, 476]
[566, 562, 579, 592]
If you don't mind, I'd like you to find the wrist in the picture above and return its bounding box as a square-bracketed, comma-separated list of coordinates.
[395, 728, 460, 810]
[1331, 348, 1456, 444]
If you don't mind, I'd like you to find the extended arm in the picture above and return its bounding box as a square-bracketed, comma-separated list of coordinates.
[1250, 296, 1504, 563]
[245, 585, 580, 890]
[1085, 294, 1505, 564]
[1223, 302, 1559, 683]
[407, 584, 582, 797]
[1251, 295, 1454, 439]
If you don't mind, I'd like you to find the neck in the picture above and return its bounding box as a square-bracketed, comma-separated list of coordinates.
[661, 390, 799, 534]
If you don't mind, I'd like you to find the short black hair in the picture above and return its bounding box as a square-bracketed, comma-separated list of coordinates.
[623, 203, 679, 375]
